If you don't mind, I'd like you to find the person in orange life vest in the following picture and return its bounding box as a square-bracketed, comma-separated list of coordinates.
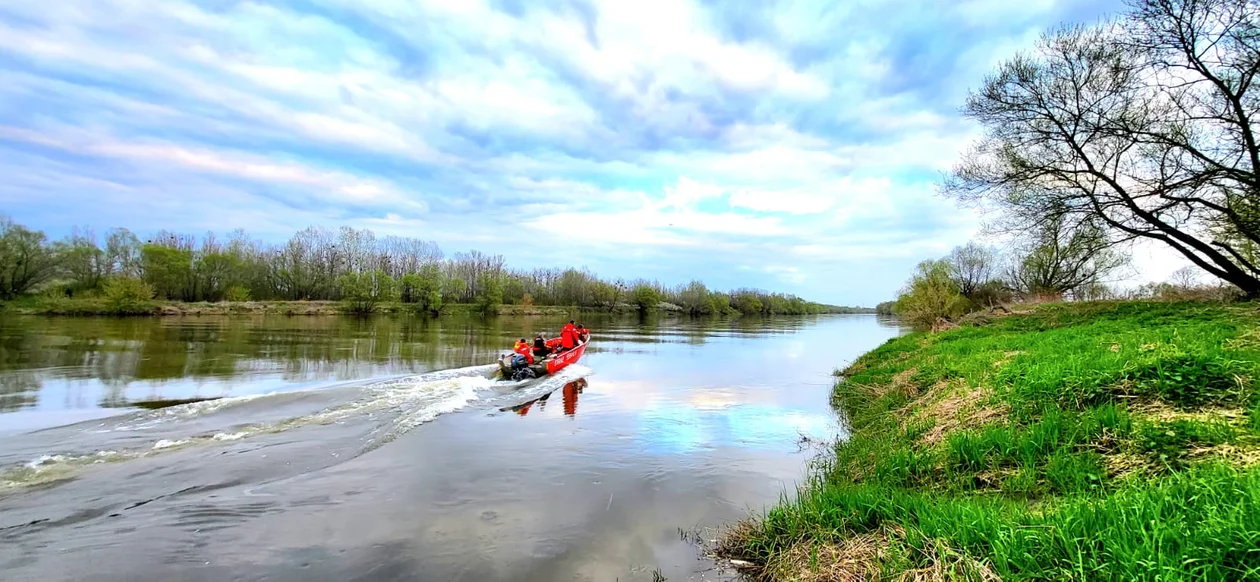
[513, 338, 534, 364]
[560, 320, 577, 350]
[576, 324, 589, 343]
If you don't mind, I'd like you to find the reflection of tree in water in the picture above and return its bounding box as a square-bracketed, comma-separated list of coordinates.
[1, 314, 533, 390]
[0, 370, 39, 411]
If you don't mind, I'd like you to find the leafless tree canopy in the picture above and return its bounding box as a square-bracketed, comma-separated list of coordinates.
[945, 242, 1000, 297]
[1006, 215, 1128, 298]
[943, 0, 1260, 296]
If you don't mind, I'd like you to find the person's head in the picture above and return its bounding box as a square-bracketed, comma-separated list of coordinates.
[569, 320, 575, 325]
[519, 338, 526, 343]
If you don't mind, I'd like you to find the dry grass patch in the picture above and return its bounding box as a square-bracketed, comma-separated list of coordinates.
[741, 528, 1001, 582]
[990, 351, 1025, 369]
[848, 368, 925, 404]
[910, 382, 1008, 446]
[1131, 400, 1246, 425]
[1201, 443, 1260, 467]
[1104, 452, 1154, 480]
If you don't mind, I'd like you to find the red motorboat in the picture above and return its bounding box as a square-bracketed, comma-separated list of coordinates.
[498, 337, 588, 381]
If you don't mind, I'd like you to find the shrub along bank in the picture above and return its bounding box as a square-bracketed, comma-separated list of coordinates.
[720, 301, 1260, 581]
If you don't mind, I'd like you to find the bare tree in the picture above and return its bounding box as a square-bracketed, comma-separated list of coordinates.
[1007, 215, 1128, 299]
[945, 242, 1000, 298]
[1168, 265, 1202, 289]
[943, 0, 1260, 297]
[105, 228, 142, 278]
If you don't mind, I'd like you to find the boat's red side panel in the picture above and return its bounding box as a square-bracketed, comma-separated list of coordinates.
[545, 342, 587, 375]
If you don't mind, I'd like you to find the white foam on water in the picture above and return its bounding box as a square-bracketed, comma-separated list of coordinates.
[152, 439, 191, 450]
[5, 364, 513, 489]
[24, 454, 67, 469]
[363, 365, 500, 447]
[212, 432, 247, 441]
[107, 393, 272, 432]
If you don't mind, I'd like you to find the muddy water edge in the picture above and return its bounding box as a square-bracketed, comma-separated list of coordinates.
[0, 313, 906, 581]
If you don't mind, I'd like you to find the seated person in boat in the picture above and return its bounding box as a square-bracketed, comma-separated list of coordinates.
[512, 338, 535, 365]
[559, 320, 577, 352]
[576, 324, 590, 344]
[532, 334, 552, 359]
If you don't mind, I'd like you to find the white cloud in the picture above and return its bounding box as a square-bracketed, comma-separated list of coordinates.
[0, 125, 418, 210]
[0, 0, 1132, 305]
[728, 188, 834, 214]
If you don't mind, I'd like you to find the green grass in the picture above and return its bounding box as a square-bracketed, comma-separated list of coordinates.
[722, 301, 1260, 581]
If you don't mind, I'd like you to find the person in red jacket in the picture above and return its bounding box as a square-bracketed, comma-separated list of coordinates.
[576, 324, 589, 344]
[560, 320, 577, 351]
[513, 338, 535, 364]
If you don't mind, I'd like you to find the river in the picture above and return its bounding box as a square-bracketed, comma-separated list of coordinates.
[0, 313, 905, 581]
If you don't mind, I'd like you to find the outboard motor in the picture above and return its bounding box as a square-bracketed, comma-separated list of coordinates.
[510, 354, 528, 369]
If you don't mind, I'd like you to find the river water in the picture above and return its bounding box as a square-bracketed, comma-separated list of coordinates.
[0, 313, 904, 581]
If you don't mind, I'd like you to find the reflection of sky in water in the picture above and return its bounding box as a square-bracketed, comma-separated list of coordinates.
[1, 314, 909, 439]
[636, 400, 835, 456]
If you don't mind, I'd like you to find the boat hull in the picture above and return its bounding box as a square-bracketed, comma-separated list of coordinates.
[498, 341, 588, 380]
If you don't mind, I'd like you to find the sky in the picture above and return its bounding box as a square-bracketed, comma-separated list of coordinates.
[0, 0, 1189, 306]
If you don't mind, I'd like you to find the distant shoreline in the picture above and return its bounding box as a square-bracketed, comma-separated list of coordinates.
[1, 298, 877, 318]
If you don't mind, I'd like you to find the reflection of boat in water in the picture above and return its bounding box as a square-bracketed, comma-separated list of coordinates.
[501, 377, 587, 417]
[496, 338, 588, 381]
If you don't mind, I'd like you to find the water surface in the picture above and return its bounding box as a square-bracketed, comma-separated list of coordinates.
[0, 313, 904, 581]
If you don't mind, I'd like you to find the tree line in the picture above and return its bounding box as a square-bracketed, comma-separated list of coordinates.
[888, 0, 1259, 328]
[0, 216, 853, 316]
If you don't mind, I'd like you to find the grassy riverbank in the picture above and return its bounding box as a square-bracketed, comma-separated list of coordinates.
[720, 301, 1260, 581]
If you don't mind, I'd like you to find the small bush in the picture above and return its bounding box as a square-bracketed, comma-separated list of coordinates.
[337, 270, 399, 315]
[102, 277, 156, 315]
[224, 285, 251, 302]
[893, 260, 970, 329]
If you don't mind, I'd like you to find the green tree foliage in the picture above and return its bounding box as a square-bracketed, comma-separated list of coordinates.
[476, 276, 503, 315]
[0, 218, 841, 315]
[224, 285, 251, 302]
[0, 216, 60, 299]
[193, 249, 245, 302]
[443, 276, 467, 305]
[337, 269, 399, 315]
[893, 260, 970, 329]
[631, 283, 663, 314]
[141, 243, 193, 301]
[59, 228, 107, 294]
[102, 276, 156, 315]
[733, 292, 764, 315]
[400, 264, 444, 314]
